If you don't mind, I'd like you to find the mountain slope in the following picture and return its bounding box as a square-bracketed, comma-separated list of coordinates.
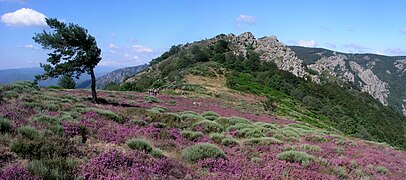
[122, 32, 406, 150]
[289, 46, 406, 116]
[76, 65, 147, 89]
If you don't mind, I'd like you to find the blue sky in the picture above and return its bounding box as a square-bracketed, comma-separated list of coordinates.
[1, 0, 406, 70]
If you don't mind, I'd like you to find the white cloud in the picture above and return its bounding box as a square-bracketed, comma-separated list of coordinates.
[109, 50, 117, 54]
[132, 45, 154, 53]
[17, 44, 39, 50]
[0, 0, 26, 3]
[236, 14, 256, 28]
[1, 8, 47, 27]
[108, 43, 119, 49]
[295, 40, 317, 47]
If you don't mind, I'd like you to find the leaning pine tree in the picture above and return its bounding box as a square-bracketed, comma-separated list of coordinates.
[33, 18, 101, 103]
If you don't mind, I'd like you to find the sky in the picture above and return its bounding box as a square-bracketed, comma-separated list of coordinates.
[1, 0, 406, 70]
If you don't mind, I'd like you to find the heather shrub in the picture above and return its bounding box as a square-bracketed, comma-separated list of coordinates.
[242, 137, 283, 146]
[0, 165, 39, 179]
[215, 117, 251, 128]
[305, 134, 329, 142]
[4, 91, 19, 99]
[130, 119, 148, 126]
[193, 120, 223, 133]
[0, 117, 11, 134]
[209, 133, 225, 143]
[181, 130, 203, 141]
[280, 128, 300, 138]
[376, 166, 388, 175]
[221, 137, 239, 147]
[336, 166, 347, 178]
[127, 139, 153, 153]
[17, 126, 42, 140]
[182, 143, 226, 163]
[300, 144, 321, 152]
[237, 128, 264, 138]
[144, 96, 160, 103]
[58, 112, 74, 122]
[276, 151, 314, 166]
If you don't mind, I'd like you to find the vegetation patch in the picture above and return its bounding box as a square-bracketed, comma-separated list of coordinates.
[276, 150, 314, 166]
[182, 143, 226, 163]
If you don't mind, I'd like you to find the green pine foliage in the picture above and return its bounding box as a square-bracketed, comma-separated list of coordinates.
[58, 74, 76, 89]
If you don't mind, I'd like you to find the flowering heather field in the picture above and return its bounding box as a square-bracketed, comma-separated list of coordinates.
[0, 82, 406, 179]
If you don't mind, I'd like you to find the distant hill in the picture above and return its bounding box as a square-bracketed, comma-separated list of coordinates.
[0, 66, 116, 87]
[121, 32, 406, 150]
[76, 64, 147, 89]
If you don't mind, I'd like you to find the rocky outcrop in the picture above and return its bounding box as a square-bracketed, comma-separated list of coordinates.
[307, 54, 390, 105]
[394, 59, 406, 73]
[349, 62, 389, 105]
[228, 32, 307, 78]
[96, 65, 147, 88]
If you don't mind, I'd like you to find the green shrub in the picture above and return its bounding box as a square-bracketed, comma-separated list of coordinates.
[86, 108, 125, 123]
[336, 166, 347, 178]
[221, 137, 239, 147]
[237, 128, 264, 138]
[11, 136, 71, 160]
[180, 114, 205, 127]
[17, 126, 42, 140]
[180, 111, 200, 116]
[201, 111, 220, 120]
[32, 114, 59, 125]
[376, 166, 388, 175]
[276, 151, 314, 166]
[242, 137, 283, 146]
[215, 117, 251, 128]
[0, 117, 11, 134]
[129, 119, 148, 126]
[305, 134, 329, 142]
[210, 133, 225, 143]
[300, 144, 321, 152]
[193, 120, 223, 133]
[182, 143, 226, 163]
[149, 106, 167, 113]
[254, 122, 278, 130]
[226, 123, 256, 132]
[144, 96, 160, 103]
[27, 157, 77, 179]
[181, 130, 203, 141]
[151, 148, 164, 158]
[127, 139, 153, 153]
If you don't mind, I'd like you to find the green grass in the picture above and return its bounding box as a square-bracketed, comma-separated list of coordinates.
[276, 150, 314, 166]
[127, 139, 153, 153]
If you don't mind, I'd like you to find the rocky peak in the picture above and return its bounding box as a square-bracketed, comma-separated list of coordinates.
[228, 32, 308, 78]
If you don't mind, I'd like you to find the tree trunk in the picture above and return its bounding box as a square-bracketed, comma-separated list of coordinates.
[90, 67, 97, 103]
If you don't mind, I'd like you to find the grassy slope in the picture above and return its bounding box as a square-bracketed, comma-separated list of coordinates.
[0, 82, 406, 179]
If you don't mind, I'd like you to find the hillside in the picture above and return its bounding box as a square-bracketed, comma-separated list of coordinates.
[77, 65, 147, 89]
[122, 32, 406, 150]
[1, 82, 406, 179]
[289, 46, 406, 116]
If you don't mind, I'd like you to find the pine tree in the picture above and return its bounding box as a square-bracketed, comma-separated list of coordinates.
[58, 74, 76, 89]
[33, 18, 101, 103]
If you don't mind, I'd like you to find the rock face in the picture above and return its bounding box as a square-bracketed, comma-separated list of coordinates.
[394, 59, 406, 73]
[228, 32, 307, 78]
[96, 65, 147, 89]
[349, 61, 389, 105]
[290, 46, 406, 116]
